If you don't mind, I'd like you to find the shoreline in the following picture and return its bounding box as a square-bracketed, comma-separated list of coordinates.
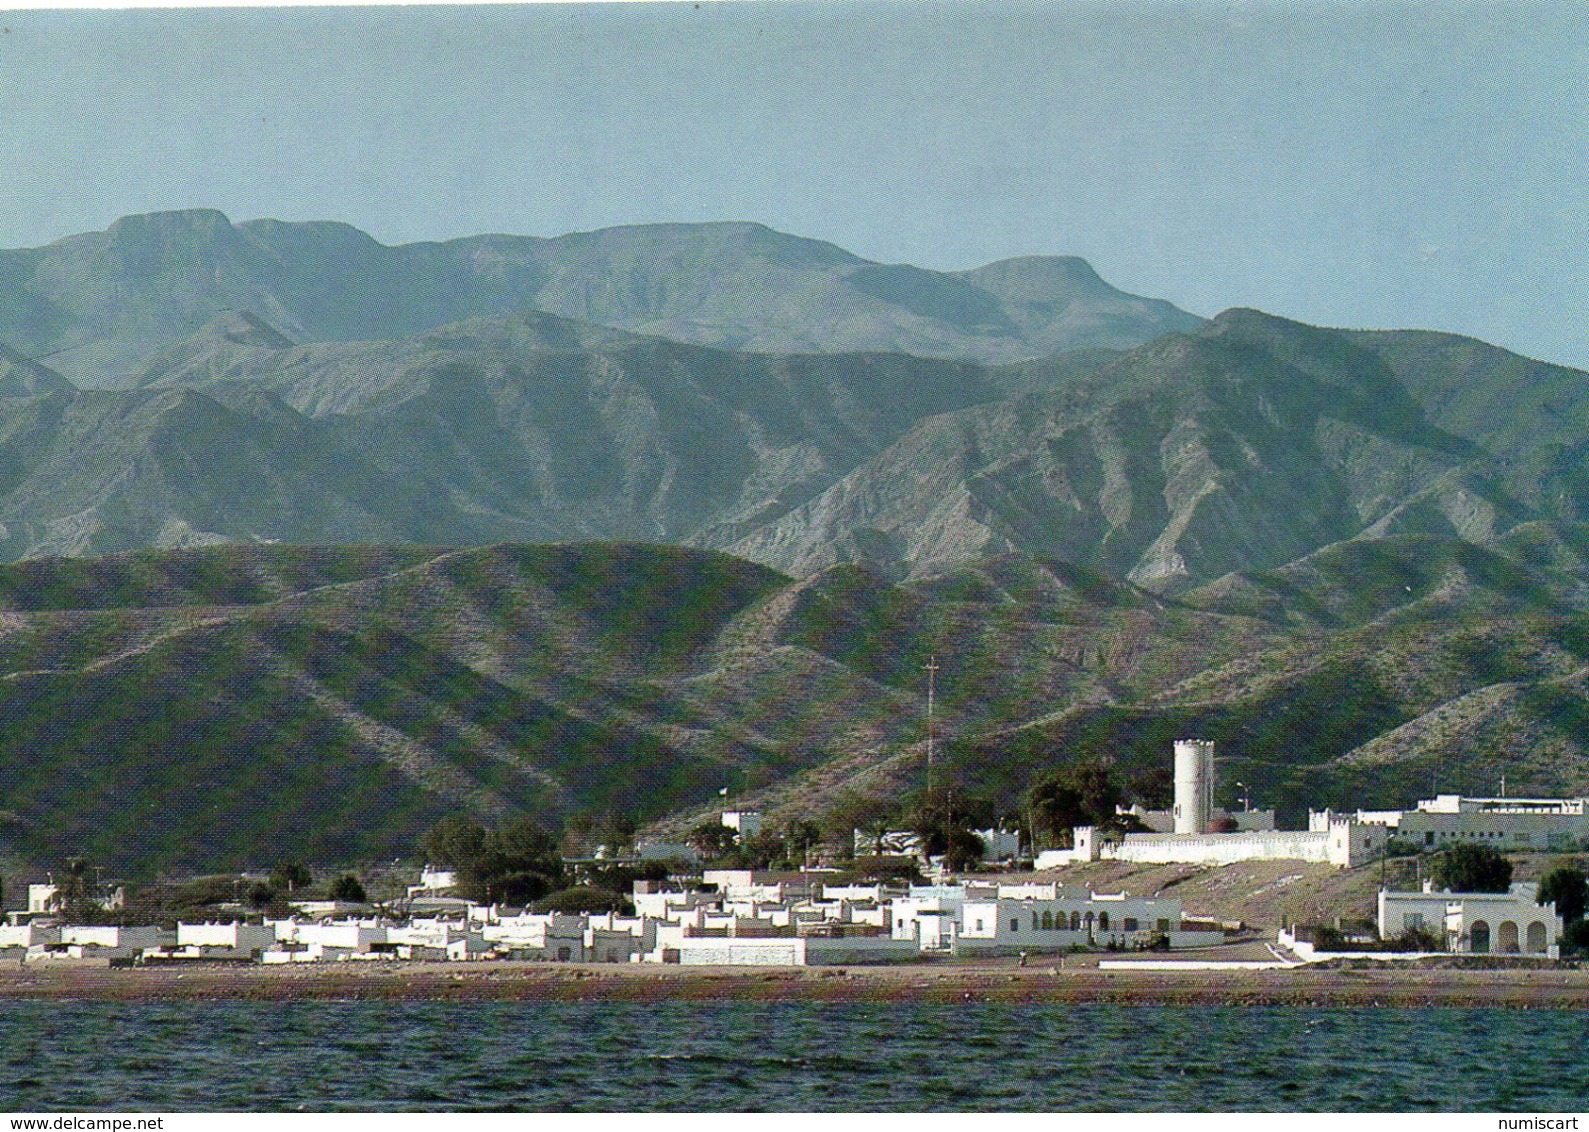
[3, 960, 1588, 1008]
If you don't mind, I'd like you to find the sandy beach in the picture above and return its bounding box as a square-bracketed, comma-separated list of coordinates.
[3, 957, 1587, 1009]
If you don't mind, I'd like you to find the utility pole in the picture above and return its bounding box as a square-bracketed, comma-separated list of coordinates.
[924, 655, 939, 798]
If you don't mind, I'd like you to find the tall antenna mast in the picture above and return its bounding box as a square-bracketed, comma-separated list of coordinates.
[924, 654, 939, 797]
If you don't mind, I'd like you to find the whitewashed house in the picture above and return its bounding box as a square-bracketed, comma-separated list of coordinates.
[263, 919, 387, 963]
[481, 911, 587, 961]
[1378, 882, 1563, 956]
[406, 866, 460, 898]
[0, 922, 59, 961]
[171, 921, 278, 961]
[954, 888, 1219, 956]
[40, 925, 175, 962]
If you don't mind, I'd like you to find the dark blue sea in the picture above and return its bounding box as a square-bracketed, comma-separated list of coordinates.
[1, 1001, 1585, 1111]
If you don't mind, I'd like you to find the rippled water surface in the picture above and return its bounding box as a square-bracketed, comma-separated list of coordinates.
[2, 1001, 1586, 1111]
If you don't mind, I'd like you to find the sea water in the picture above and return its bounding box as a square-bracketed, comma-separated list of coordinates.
[1, 1001, 1586, 1111]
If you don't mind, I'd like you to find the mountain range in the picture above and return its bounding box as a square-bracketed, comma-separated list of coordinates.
[1, 210, 1588, 874]
[0, 209, 1200, 389]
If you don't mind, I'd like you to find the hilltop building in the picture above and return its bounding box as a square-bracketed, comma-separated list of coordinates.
[1340, 795, 1589, 852]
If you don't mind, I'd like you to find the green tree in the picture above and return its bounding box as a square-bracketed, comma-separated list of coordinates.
[1025, 761, 1123, 848]
[328, 874, 368, 903]
[585, 859, 669, 895]
[685, 821, 738, 860]
[1026, 775, 1084, 848]
[596, 813, 638, 858]
[1537, 865, 1587, 924]
[474, 815, 566, 905]
[735, 827, 783, 869]
[941, 827, 986, 873]
[246, 882, 276, 909]
[1434, 843, 1513, 893]
[421, 815, 488, 870]
[906, 793, 985, 872]
[842, 856, 925, 886]
[560, 812, 596, 857]
[1124, 764, 1174, 809]
[57, 857, 99, 918]
[780, 820, 822, 867]
[825, 793, 897, 858]
[271, 861, 312, 894]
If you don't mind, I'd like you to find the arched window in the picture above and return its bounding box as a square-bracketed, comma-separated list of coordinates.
[1041, 911, 1053, 930]
[1527, 921, 1548, 953]
[1070, 912, 1081, 931]
[1469, 919, 1490, 953]
[1498, 920, 1520, 953]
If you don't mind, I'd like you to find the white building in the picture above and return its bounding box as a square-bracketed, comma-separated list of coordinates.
[27, 884, 59, 915]
[406, 865, 459, 898]
[673, 935, 919, 966]
[1343, 795, 1589, 853]
[34, 925, 176, 962]
[851, 828, 1022, 862]
[170, 922, 278, 961]
[1038, 813, 1386, 869]
[1378, 882, 1563, 956]
[1123, 803, 1277, 834]
[263, 919, 388, 963]
[721, 810, 764, 839]
[0, 922, 59, 962]
[953, 887, 1220, 956]
[632, 840, 698, 862]
[701, 869, 825, 903]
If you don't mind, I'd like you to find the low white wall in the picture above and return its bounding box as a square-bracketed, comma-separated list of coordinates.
[675, 936, 918, 966]
[1108, 831, 1332, 865]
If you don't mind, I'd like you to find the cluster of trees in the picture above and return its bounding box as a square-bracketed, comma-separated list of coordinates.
[684, 818, 825, 871]
[419, 815, 567, 905]
[1024, 760, 1166, 849]
[240, 862, 365, 910]
[670, 758, 1161, 873]
[420, 813, 658, 914]
[1432, 843, 1514, 893]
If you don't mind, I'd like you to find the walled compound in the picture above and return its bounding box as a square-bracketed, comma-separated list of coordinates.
[1036, 740, 1390, 869]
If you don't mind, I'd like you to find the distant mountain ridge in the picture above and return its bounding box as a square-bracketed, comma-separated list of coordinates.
[0, 299, 1585, 593]
[0, 210, 1203, 388]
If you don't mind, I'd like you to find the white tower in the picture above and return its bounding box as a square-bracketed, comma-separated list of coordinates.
[1173, 739, 1215, 835]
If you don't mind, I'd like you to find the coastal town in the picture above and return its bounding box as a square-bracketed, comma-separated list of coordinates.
[3, 742, 1583, 973]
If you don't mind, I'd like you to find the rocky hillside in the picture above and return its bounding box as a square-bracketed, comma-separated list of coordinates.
[4, 532, 1589, 875]
[0, 541, 1284, 873]
[723, 310, 1579, 589]
[0, 311, 1000, 560]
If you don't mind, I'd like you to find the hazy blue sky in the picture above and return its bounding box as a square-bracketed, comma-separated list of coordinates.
[2, 0, 1585, 366]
